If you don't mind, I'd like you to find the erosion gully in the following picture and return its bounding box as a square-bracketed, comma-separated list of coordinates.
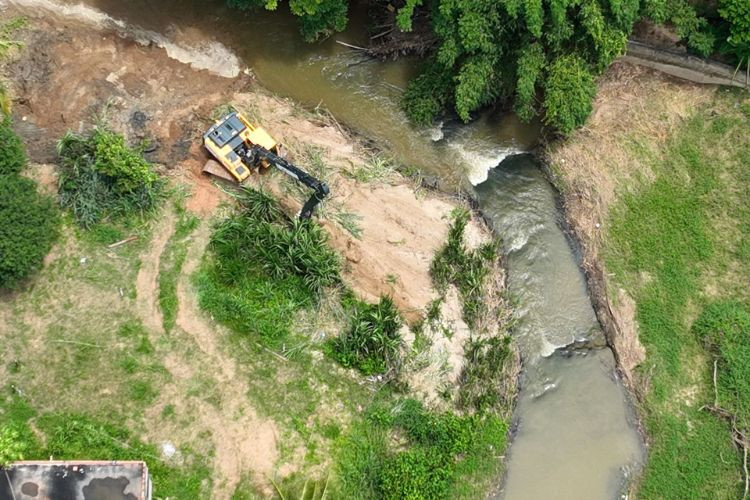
[16, 0, 645, 496]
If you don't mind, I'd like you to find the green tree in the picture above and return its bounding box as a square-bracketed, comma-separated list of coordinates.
[0, 175, 60, 289]
[718, 0, 750, 74]
[398, 0, 631, 131]
[543, 55, 597, 134]
[227, 0, 348, 41]
[0, 118, 26, 175]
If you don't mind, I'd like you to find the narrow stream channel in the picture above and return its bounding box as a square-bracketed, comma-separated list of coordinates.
[10, 0, 645, 496]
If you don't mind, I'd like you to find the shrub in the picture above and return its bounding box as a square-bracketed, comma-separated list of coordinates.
[458, 336, 514, 413]
[0, 118, 26, 175]
[330, 295, 402, 375]
[0, 424, 28, 466]
[57, 128, 164, 228]
[543, 55, 597, 134]
[430, 208, 497, 328]
[336, 398, 508, 499]
[0, 175, 60, 289]
[693, 301, 750, 429]
[198, 188, 340, 346]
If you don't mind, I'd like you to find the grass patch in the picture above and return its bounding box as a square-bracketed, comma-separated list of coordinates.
[430, 208, 498, 328]
[694, 301, 750, 430]
[158, 203, 199, 332]
[197, 187, 339, 348]
[604, 92, 750, 497]
[57, 126, 165, 229]
[328, 295, 403, 376]
[0, 392, 211, 496]
[335, 397, 507, 499]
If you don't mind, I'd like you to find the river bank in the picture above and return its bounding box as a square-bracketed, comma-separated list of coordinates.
[0, 5, 517, 498]
[546, 60, 750, 497]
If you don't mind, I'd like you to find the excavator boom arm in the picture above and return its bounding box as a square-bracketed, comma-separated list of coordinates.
[244, 145, 330, 219]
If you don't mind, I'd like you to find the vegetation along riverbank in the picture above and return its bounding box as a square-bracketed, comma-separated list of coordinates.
[546, 61, 750, 497]
[0, 8, 518, 498]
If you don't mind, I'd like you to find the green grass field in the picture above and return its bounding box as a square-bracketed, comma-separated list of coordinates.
[604, 89, 750, 498]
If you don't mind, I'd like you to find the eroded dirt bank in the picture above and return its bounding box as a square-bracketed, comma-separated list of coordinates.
[2, 6, 512, 495]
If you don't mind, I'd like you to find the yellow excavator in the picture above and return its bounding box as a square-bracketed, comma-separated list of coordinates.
[203, 111, 330, 219]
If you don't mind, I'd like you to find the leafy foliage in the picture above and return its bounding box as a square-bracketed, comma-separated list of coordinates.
[0, 118, 26, 175]
[336, 398, 508, 499]
[718, 0, 750, 70]
[398, 0, 629, 131]
[227, 0, 348, 41]
[57, 128, 164, 228]
[542, 54, 597, 134]
[197, 188, 340, 347]
[329, 295, 402, 375]
[0, 424, 28, 466]
[0, 130, 60, 289]
[430, 208, 497, 328]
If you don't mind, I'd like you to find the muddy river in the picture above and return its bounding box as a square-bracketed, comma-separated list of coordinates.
[8, 0, 645, 497]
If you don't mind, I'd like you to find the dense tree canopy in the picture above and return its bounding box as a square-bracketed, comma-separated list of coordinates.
[227, 0, 750, 133]
[227, 0, 348, 40]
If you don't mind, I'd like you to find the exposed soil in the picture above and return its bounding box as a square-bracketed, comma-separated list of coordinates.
[544, 61, 714, 389]
[175, 220, 279, 497]
[134, 211, 174, 334]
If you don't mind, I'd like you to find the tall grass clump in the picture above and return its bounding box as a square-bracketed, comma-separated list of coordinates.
[57, 127, 165, 228]
[458, 336, 515, 414]
[329, 295, 402, 376]
[336, 398, 507, 499]
[197, 187, 340, 347]
[430, 208, 497, 328]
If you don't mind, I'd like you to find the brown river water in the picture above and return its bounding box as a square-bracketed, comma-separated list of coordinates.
[5, 0, 645, 497]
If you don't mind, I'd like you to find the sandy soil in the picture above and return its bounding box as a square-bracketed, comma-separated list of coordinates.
[544, 61, 714, 385]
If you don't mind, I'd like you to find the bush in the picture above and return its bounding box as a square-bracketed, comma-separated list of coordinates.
[0, 175, 60, 289]
[336, 398, 508, 499]
[458, 336, 514, 413]
[693, 301, 750, 429]
[198, 188, 340, 346]
[430, 208, 497, 328]
[0, 118, 26, 175]
[330, 295, 402, 375]
[57, 128, 164, 228]
[543, 55, 597, 134]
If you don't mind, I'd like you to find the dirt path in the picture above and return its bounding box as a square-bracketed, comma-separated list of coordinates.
[135, 211, 175, 334]
[171, 220, 278, 498]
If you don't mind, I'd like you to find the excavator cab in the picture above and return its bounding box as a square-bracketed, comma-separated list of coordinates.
[203, 112, 278, 182]
[203, 111, 330, 219]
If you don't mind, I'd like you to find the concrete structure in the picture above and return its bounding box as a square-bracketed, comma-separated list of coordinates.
[0, 461, 152, 500]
